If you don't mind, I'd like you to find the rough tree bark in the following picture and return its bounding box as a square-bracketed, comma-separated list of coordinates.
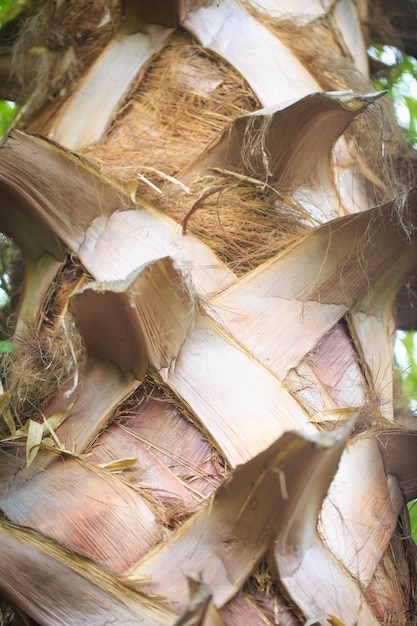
[0, 1, 417, 625]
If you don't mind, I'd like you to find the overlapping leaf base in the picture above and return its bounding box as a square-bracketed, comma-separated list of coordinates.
[1, 1, 417, 625]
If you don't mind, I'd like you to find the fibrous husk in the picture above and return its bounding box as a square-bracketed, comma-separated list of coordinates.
[0, 261, 85, 434]
[47, 24, 174, 150]
[79, 28, 260, 183]
[9, 0, 122, 121]
[1, 2, 417, 623]
[240, 0, 417, 206]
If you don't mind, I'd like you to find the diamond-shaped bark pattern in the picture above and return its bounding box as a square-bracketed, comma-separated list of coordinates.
[0, 3, 417, 624]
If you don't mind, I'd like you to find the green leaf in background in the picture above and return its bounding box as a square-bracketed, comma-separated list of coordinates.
[0, 0, 27, 28]
[395, 331, 417, 411]
[409, 501, 417, 542]
[395, 331, 417, 541]
[0, 340, 12, 353]
[0, 100, 19, 136]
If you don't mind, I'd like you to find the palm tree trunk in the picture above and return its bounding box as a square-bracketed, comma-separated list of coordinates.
[1, 1, 417, 624]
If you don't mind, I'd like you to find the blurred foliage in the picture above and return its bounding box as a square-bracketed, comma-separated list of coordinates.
[369, 44, 417, 147]
[0, 0, 27, 27]
[0, 100, 19, 135]
[395, 331, 417, 413]
[395, 331, 417, 541]
[0, 233, 23, 342]
[0, 1, 29, 136]
[409, 496, 417, 542]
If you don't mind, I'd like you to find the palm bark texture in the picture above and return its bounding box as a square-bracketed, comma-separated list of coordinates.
[0, 1, 417, 625]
